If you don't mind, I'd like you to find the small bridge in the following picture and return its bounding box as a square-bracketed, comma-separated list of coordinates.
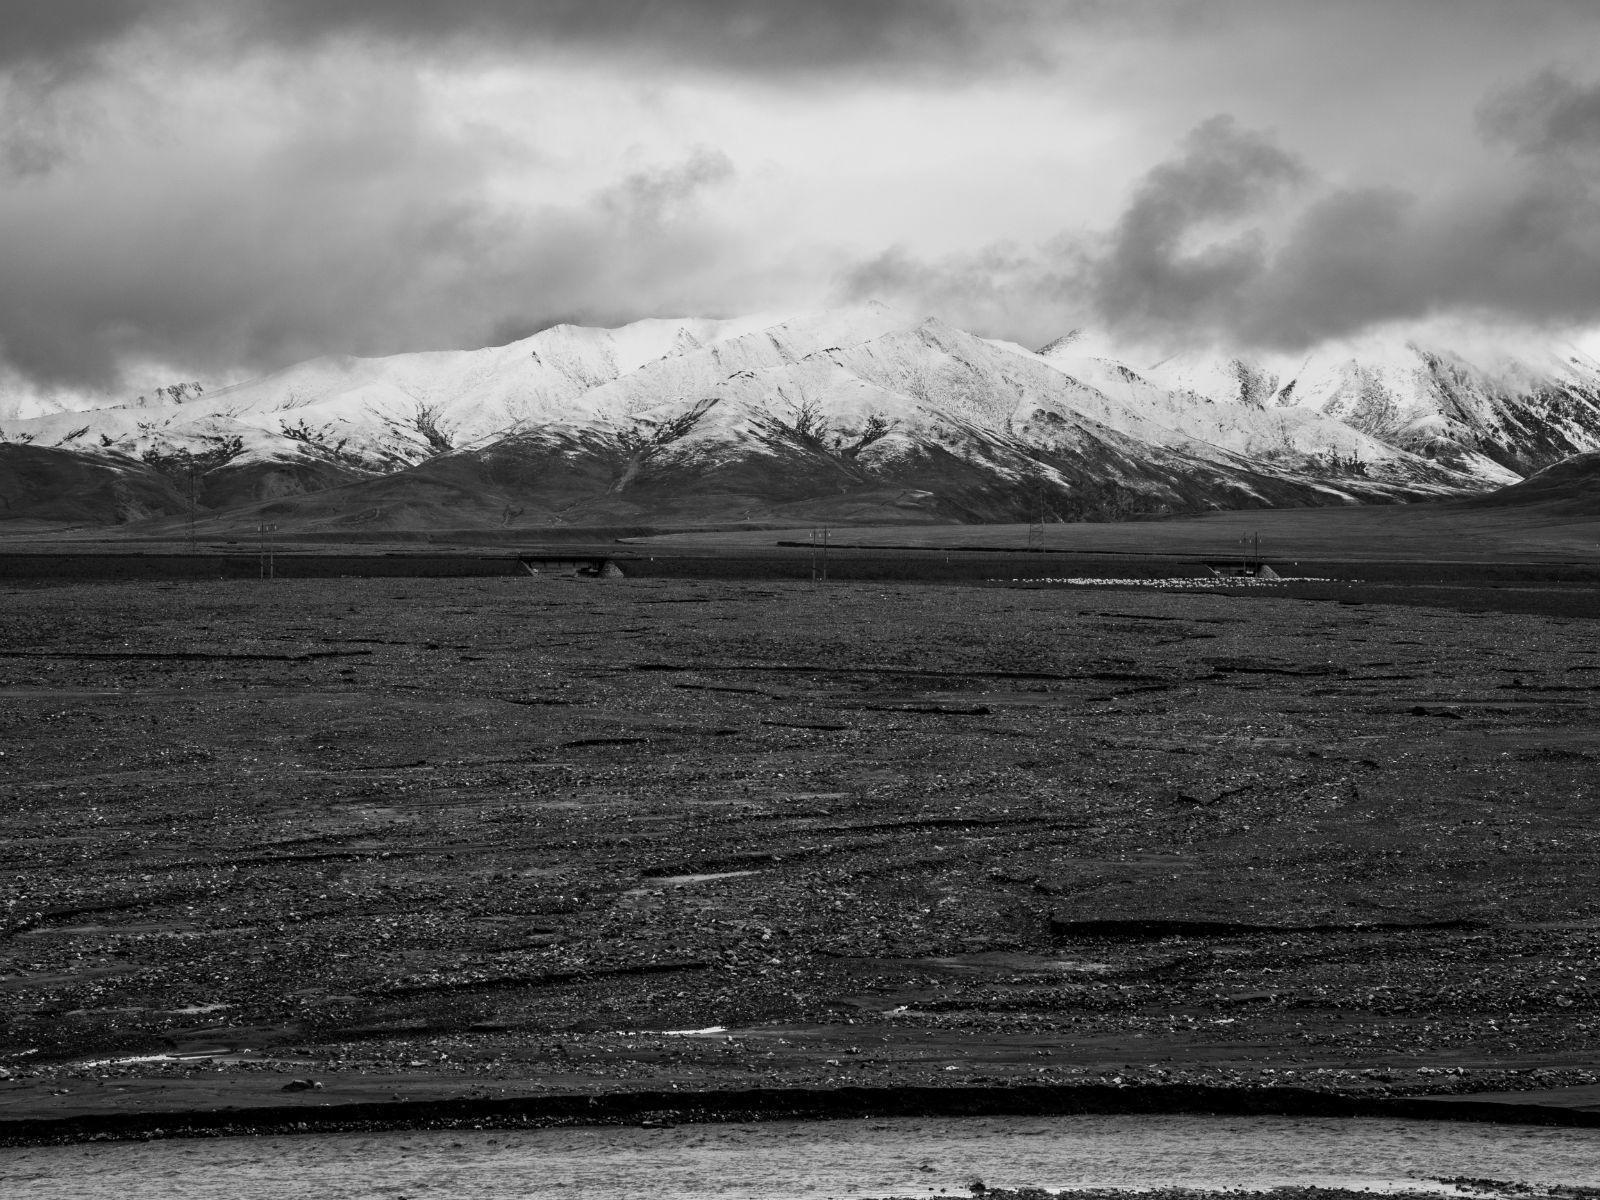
[514, 553, 624, 578]
[1203, 560, 1280, 579]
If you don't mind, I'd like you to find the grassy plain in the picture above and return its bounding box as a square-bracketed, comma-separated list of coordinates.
[632, 502, 1600, 564]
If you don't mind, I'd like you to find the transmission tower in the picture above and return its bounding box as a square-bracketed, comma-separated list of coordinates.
[809, 526, 830, 582]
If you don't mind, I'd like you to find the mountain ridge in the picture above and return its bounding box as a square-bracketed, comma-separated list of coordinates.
[5, 307, 1600, 528]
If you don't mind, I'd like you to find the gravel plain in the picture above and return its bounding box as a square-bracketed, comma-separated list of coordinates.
[1, 564, 1598, 1142]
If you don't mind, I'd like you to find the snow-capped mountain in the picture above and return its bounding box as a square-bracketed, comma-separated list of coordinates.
[1133, 332, 1600, 478]
[1, 313, 781, 469]
[5, 305, 1600, 526]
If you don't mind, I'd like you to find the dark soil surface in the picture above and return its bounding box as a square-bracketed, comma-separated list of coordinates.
[2, 568, 1599, 1143]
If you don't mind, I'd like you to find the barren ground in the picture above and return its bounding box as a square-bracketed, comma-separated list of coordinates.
[2, 561, 1599, 1142]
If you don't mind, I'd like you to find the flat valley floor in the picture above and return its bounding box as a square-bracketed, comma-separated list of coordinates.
[3, 567, 1599, 1138]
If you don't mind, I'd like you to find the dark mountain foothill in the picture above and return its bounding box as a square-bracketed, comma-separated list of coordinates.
[0, 445, 187, 525]
[1464, 451, 1600, 514]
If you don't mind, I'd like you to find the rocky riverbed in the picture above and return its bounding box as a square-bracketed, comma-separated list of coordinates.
[2, 568, 1598, 1142]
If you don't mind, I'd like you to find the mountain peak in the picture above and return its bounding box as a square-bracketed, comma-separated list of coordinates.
[1035, 331, 1086, 358]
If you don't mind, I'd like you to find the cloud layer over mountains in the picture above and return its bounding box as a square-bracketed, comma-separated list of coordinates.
[847, 78, 1600, 352]
[3, 1, 1600, 401]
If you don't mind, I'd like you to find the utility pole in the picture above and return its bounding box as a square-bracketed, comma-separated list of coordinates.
[1237, 530, 1261, 574]
[258, 522, 278, 580]
[809, 527, 831, 583]
[1028, 484, 1046, 550]
[187, 466, 198, 553]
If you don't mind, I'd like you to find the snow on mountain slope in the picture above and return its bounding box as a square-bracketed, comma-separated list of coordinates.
[7, 305, 1600, 525]
[1134, 332, 1600, 480]
[199, 312, 787, 453]
[928, 321, 1485, 496]
[0, 391, 96, 424]
[2, 313, 789, 471]
[403, 310, 1481, 527]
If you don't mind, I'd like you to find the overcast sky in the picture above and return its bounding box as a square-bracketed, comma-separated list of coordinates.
[4, 0, 1600, 401]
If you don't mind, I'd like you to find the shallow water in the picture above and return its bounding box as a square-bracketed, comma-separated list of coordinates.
[4, 1114, 1597, 1200]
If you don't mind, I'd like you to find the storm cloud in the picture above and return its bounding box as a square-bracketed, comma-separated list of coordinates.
[0, 1, 165, 69]
[1089, 115, 1307, 340]
[1480, 69, 1600, 158]
[0, 0, 1070, 77]
[0, 0, 1090, 397]
[0, 55, 753, 391]
[843, 69, 1600, 352]
[6, 3, 1600, 400]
